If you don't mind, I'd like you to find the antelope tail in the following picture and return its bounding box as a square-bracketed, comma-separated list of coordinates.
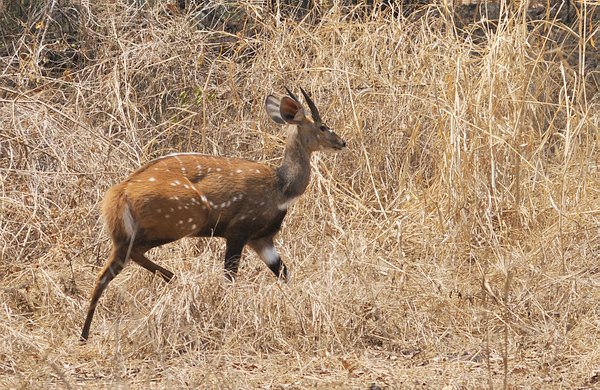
[101, 184, 137, 243]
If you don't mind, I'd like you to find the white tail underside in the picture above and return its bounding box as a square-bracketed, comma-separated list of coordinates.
[122, 203, 137, 238]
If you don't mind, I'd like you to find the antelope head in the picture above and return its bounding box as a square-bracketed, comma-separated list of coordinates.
[265, 87, 346, 153]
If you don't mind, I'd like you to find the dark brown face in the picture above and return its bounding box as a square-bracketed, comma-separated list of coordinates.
[296, 88, 346, 152]
[302, 119, 346, 152]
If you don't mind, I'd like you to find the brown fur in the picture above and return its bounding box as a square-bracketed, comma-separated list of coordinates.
[117, 154, 284, 245]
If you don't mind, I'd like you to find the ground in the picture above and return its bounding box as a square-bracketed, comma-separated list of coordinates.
[1, 1, 598, 389]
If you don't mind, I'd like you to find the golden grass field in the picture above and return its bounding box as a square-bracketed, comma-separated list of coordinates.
[1, 1, 598, 388]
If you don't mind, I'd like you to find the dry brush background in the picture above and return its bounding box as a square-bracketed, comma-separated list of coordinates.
[0, 1, 599, 389]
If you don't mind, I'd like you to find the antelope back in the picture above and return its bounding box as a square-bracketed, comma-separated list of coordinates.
[102, 153, 285, 246]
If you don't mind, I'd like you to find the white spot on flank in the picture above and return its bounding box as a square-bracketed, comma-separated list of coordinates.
[259, 201, 265, 206]
[165, 214, 170, 219]
[174, 180, 181, 185]
[255, 169, 261, 173]
[240, 215, 246, 220]
[183, 184, 190, 189]
[178, 220, 183, 225]
[278, 196, 299, 210]
[220, 202, 227, 208]
[216, 168, 221, 172]
[170, 196, 179, 201]
[236, 169, 242, 174]
[192, 224, 197, 230]
[188, 218, 193, 223]
[157, 208, 162, 214]
[260, 246, 280, 266]
[148, 177, 156, 182]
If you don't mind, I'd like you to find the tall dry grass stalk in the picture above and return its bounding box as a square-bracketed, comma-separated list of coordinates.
[1, 1, 598, 388]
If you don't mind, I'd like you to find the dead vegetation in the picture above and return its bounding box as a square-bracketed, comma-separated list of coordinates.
[1, 1, 598, 388]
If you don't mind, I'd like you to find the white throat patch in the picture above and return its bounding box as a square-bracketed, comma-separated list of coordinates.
[278, 196, 300, 211]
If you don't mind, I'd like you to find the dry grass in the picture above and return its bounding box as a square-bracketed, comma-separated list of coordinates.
[1, 1, 599, 388]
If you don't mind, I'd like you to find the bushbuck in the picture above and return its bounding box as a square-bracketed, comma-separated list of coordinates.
[80, 88, 346, 340]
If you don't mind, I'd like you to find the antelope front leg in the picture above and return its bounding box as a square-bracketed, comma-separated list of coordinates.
[249, 237, 289, 281]
[223, 237, 247, 282]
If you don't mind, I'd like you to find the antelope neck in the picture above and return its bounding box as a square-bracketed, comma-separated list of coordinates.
[276, 126, 312, 199]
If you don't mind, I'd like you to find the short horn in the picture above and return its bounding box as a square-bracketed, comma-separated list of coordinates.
[300, 87, 322, 123]
[284, 87, 300, 103]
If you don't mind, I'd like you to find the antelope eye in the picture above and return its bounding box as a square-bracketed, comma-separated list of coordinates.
[319, 125, 328, 132]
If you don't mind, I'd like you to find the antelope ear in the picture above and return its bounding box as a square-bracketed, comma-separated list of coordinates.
[265, 95, 286, 124]
[278, 96, 305, 124]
